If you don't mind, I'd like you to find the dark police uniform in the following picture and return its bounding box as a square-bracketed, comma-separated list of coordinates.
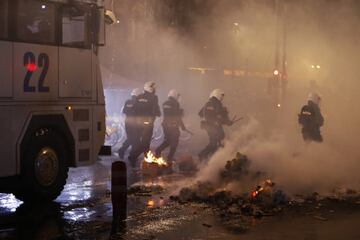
[198, 96, 233, 160]
[128, 91, 161, 165]
[118, 96, 140, 159]
[155, 96, 186, 161]
[298, 100, 324, 142]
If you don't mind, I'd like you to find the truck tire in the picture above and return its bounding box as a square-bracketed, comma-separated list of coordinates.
[15, 128, 69, 202]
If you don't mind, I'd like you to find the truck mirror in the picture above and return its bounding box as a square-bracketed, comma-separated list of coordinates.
[105, 10, 117, 25]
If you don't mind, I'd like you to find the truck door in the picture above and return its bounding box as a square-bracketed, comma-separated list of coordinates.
[13, 1, 59, 101]
[59, 5, 92, 99]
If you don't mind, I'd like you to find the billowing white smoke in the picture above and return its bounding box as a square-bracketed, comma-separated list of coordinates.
[196, 117, 360, 195]
[103, 0, 360, 196]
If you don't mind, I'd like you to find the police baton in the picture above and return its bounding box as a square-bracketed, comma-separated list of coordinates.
[232, 115, 244, 124]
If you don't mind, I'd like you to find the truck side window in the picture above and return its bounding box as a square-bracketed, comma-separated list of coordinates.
[16, 1, 56, 44]
[62, 6, 90, 48]
[0, 0, 8, 39]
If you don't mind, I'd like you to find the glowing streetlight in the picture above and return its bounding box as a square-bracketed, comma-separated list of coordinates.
[311, 64, 321, 69]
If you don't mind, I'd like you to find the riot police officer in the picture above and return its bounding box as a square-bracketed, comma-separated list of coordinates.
[128, 81, 161, 166]
[155, 89, 187, 161]
[118, 88, 142, 160]
[298, 92, 324, 142]
[198, 89, 233, 160]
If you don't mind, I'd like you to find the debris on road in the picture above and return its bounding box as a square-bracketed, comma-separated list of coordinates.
[220, 152, 250, 182]
[202, 223, 212, 228]
[169, 152, 290, 231]
[128, 184, 165, 196]
[313, 215, 328, 221]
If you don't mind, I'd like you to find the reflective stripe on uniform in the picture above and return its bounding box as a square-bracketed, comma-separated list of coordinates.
[302, 111, 312, 116]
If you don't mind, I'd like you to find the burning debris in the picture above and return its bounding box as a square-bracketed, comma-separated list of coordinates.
[169, 152, 290, 232]
[141, 151, 171, 180]
[251, 179, 275, 198]
[139, 152, 198, 181]
[250, 179, 287, 208]
[144, 151, 168, 166]
[174, 152, 285, 207]
[127, 149, 360, 236]
[170, 151, 360, 235]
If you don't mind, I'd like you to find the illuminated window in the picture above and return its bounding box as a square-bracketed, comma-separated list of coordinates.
[61, 6, 90, 48]
[16, 0, 56, 44]
[0, 0, 8, 39]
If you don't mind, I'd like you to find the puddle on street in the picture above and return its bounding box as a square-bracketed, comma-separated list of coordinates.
[0, 194, 22, 213]
[64, 207, 97, 222]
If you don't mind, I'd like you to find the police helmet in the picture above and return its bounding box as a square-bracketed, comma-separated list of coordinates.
[210, 89, 225, 101]
[307, 92, 321, 105]
[168, 89, 180, 100]
[131, 88, 142, 97]
[144, 81, 156, 93]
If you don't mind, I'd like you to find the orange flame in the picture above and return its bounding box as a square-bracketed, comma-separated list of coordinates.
[147, 200, 155, 208]
[251, 187, 264, 198]
[144, 151, 168, 166]
[251, 191, 257, 198]
[251, 179, 274, 199]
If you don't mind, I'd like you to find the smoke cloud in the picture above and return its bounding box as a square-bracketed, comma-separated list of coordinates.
[196, 118, 360, 195]
[102, 0, 360, 194]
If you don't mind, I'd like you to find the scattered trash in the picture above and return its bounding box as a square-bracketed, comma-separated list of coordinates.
[202, 223, 212, 228]
[313, 215, 328, 221]
[220, 152, 250, 183]
[172, 153, 293, 233]
[177, 181, 216, 203]
[128, 185, 164, 195]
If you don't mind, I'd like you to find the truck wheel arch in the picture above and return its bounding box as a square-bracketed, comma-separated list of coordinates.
[20, 114, 76, 168]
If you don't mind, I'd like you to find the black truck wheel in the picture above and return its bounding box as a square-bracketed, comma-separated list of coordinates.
[15, 128, 69, 202]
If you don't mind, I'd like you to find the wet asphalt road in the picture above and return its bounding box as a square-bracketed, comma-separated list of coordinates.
[0, 156, 360, 240]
